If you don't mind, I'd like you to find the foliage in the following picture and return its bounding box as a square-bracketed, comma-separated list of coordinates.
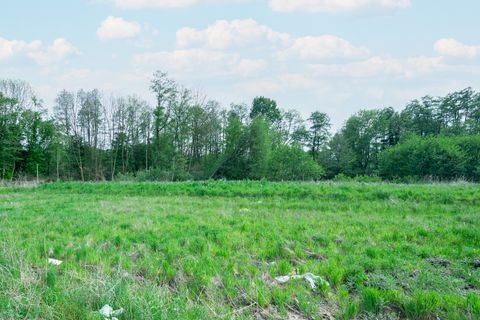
[250, 96, 282, 124]
[308, 111, 331, 161]
[247, 117, 271, 179]
[379, 135, 480, 181]
[268, 145, 323, 181]
[2, 75, 480, 182]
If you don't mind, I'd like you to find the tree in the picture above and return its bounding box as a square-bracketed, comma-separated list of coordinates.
[53, 90, 77, 179]
[0, 93, 22, 179]
[250, 97, 282, 124]
[247, 117, 271, 179]
[215, 111, 248, 179]
[278, 109, 304, 146]
[341, 108, 402, 176]
[4, 74, 480, 183]
[400, 97, 440, 137]
[150, 71, 177, 170]
[318, 132, 356, 178]
[77, 89, 103, 179]
[308, 111, 331, 161]
[21, 109, 56, 178]
[0, 79, 37, 110]
[54, 90, 75, 137]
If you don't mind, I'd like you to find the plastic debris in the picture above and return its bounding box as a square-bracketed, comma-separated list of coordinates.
[48, 258, 63, 266]
[299, 273, 326, 290]
[275, 273, 329, 290]
[274, 276, 290, 284]
[99, 304, 124, 320]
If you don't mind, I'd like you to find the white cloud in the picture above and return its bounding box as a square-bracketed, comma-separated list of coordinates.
[134, 49, 232, 71]
[434, 38, 480, 59]
[134, 48, 265, 76]
[137, 18, 338, 78]
[269, 0, 411, 13]
[112, 0, 251, 9]
[236, 59, 267, 76]
[28, 38, 79, 65]
[0, 38, 41, 60]
[176, 19, 367, 62]
[310, 56, 444, 78]
[114, 0, 197, 9]
[236, 73, 324, 94]
[176, 19, 290, 50]
[277, 35, 369, 60]
[97, 16, 142, 40]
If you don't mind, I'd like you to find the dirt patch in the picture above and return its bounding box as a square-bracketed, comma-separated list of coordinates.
[426, 257, 450, 267]
[472, 258, 480, 269]
[261, 272, 277, 287]
[304, 249, 327, 261]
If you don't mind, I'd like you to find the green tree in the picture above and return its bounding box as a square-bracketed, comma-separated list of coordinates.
[0, 93, 22, 179]
[308, 111, 331, 161]
[150, 71, 176, 170]
[250, 97, 282, 124]
[21, 109, 56, 178]
[215, 111, 248, 179]
[400, 97, 440, 137]
[342, 108, 399, 175]
[247, 117, 271, 179]
[318, 132, 356, 178]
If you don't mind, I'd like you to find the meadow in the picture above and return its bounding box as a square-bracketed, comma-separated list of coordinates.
[0, 181, 479, 319]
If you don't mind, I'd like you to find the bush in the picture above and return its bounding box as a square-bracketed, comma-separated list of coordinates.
[455, 135, 480, 182]
[379, 136, 467, 181]
[119, 169, 193, 182]
[267, 145, 324, 181]
[333, 173, 352, 182]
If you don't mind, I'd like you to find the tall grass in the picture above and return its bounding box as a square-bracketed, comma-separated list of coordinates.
[0, 181, 479, 319]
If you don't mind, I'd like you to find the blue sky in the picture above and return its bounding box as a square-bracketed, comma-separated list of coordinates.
[2, 0, 480, 128]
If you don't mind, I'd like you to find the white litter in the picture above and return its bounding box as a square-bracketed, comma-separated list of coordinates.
[48, 258, 63, 266]
[275, 276, 290, 284]
[275, 273, 329, 290]
[99, 304, 124, 320]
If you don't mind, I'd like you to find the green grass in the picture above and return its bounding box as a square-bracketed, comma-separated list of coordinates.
[0, 181, 479, 319]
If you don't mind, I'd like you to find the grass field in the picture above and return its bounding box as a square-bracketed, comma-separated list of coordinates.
[0, 181, 479, 319]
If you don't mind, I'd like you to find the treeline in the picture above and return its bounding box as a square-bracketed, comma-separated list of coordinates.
[1, 72, 480, 182]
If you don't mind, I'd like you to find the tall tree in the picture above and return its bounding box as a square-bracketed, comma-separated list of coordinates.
[247, 117, 271, 179]
[150, 71, 177, 170]
[250, 97, 282, 124]
[342, 110, 383, 175]
[77, 89, 103, 179]
[0, 93, 22, 179]
[308, 111, 331, 161]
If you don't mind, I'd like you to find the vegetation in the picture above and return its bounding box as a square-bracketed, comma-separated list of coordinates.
[379, 135, 480, 181]
[2, 76, 480, 183]
[0, 181, 479, 319]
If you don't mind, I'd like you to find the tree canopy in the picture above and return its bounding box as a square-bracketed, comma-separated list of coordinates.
[1, 75, 480, 182]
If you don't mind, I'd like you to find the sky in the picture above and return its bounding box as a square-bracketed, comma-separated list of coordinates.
[1, 0, 480, 129]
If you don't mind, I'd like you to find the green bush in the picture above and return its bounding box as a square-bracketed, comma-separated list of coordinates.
[123, 169, 193, 182]
[267, 145, 324, 181]
[455, 135, 480, 181]
[379, 136, 468, 181]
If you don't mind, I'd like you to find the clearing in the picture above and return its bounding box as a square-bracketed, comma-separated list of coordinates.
[0, 181, 479, 319]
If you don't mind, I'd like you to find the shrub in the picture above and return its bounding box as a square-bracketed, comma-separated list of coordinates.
[267, 145, 324, 181]
[379, 136, 467, 181]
